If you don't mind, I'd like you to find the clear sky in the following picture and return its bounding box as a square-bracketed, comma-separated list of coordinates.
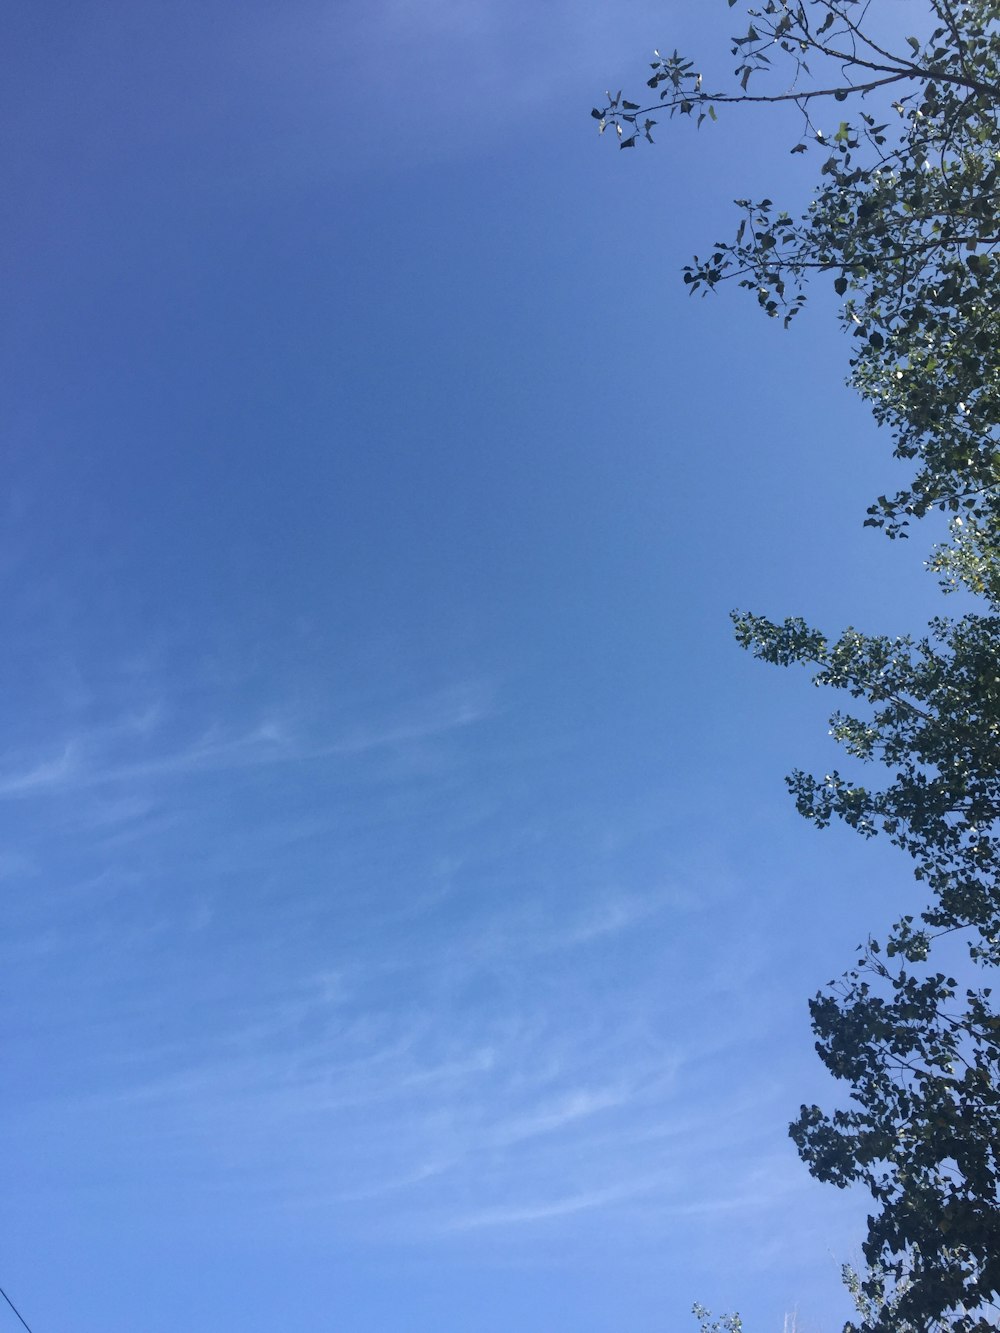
[2, 3, 946, 1331]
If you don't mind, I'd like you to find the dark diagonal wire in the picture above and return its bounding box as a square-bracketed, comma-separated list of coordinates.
[0, 1284, 34, 1333]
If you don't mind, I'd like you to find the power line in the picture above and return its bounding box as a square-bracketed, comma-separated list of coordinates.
[0, 1283, 34, 1333]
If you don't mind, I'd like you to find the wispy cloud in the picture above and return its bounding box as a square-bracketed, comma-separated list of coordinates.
[446, 1172, 672, 1231]
[330, 682, 493, 754]
[0, 657, 809, 1275]
[487, 1086, 629, 1147]
[0, 680, 493, 801]
[0, 743, 79, 796]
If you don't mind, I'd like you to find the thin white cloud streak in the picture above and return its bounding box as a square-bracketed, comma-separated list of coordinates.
[325, 1088, 632, 1205]
[0, 743, 79, 796]
[331, 1157, 461, 1204]
[547, 890, 671, 948]
[0, 703, 164, 795]
[0, 682, 493, 800]
[487, 1086, 629, 1147]
[361, 883, 689, 986]
[445, 1172, 673, 1231]
[332, 680, 495, 751]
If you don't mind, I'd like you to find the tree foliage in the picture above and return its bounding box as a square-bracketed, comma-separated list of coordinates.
[737, 584, 1000, 1330]
[734, 596, 1000, 961]
[596, 0, 1000, 538]
[599, 3, 1000, 1329]
[692, 1303, 744, 1333]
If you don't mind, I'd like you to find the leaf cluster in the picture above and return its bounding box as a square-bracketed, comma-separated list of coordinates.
[796, 957, 1000, 1331]
[735, 608, 1000, 957]
[597, 0, 1000, 536]
[734, 588, 1000, 1327]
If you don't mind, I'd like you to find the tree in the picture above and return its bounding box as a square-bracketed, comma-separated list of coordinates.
[737, 582, 1000, 1330]
[596, 0, 1000, 538]
[598, 3, 1000, 1328]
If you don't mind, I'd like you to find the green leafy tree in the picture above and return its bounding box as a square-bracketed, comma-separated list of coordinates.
[598, 3, 1000, 1329]
[733, 595, 1000, 961]
[596, 0, 1000, 538]
[842, 1257, 951, 1333]
[737, 584, 1000, 1330]
[692, 1303, 744, 1333]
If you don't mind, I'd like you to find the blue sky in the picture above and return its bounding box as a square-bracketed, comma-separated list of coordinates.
[2, 3, 946, 1330]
